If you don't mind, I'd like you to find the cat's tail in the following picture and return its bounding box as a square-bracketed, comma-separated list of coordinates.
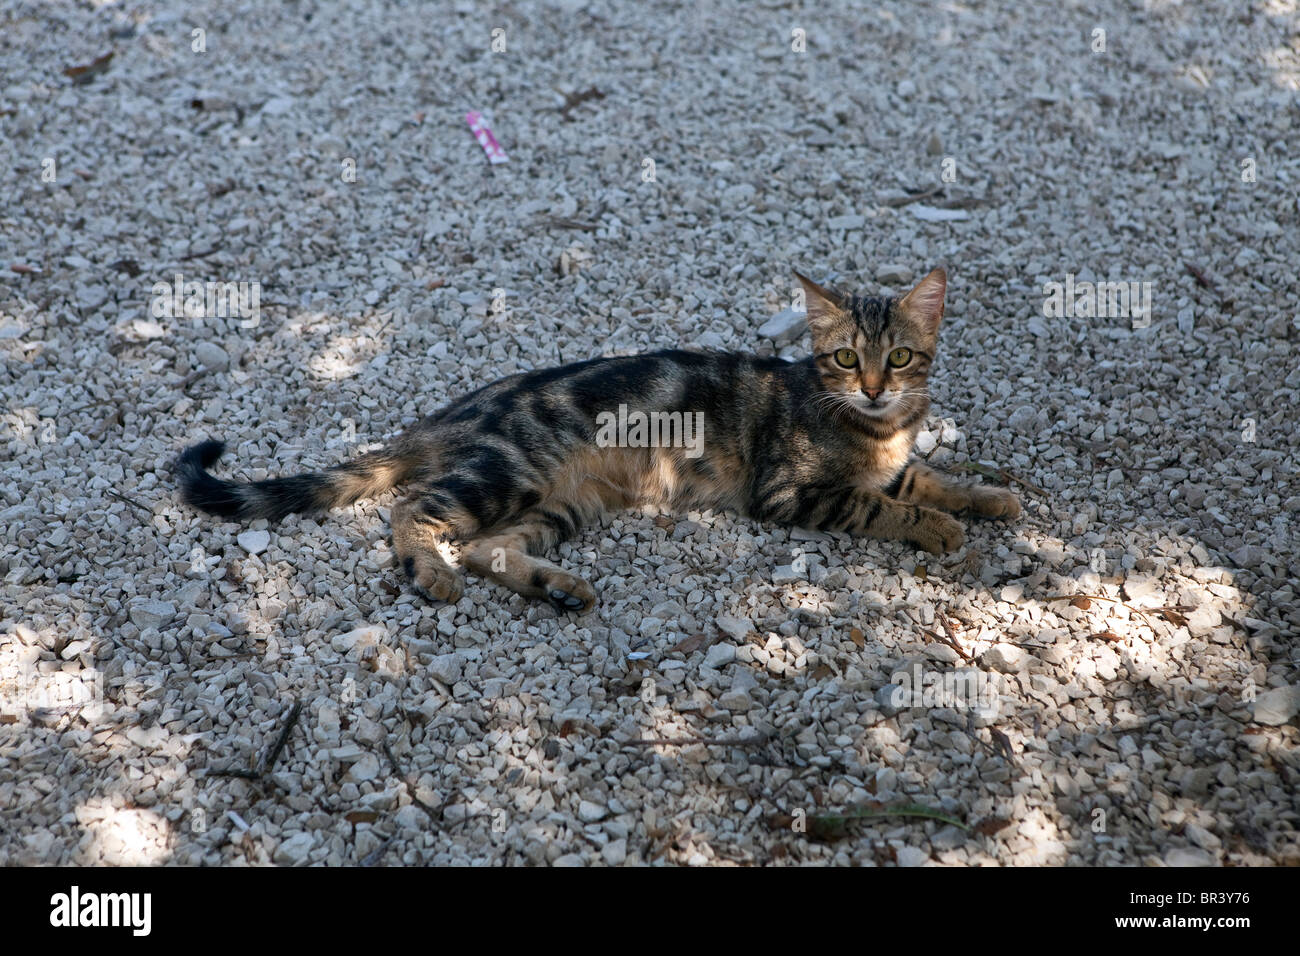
[176, 439, 417, 521]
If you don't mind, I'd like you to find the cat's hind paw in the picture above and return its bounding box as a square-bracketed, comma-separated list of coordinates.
[968, 486, 1021, 519]
[538, 570, 596, 613]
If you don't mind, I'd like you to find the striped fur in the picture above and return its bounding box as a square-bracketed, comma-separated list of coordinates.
[177, 268, 1018, 611]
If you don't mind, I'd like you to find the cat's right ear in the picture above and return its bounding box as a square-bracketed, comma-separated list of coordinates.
[793, 270, 847, 332]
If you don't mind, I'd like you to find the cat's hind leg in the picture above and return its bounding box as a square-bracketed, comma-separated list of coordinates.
[462, 508, 596, 612]
[391, 490, 481, 603]
[889, 462, 1020, 519]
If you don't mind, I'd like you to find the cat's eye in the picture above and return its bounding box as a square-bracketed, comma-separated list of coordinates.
[833, 348, 858, 368]
[887, 347, 912, 368]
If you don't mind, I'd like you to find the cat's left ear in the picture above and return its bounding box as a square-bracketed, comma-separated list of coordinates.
[898, 267, 946, 337]
[793, 270, 848, 332]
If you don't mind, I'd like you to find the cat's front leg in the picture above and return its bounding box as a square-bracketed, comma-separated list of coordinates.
[888, 462, 1020, 519]
[763, 487, 964, 554]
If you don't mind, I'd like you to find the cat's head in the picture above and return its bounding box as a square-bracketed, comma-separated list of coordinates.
[793, 267, 946, 424]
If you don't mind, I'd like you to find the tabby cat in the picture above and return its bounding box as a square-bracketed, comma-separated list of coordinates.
[178, 268, 1019, 612]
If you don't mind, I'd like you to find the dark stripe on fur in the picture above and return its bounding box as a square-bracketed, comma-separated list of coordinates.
[860, 498, 883, 530]
[883, 465, 909, 498]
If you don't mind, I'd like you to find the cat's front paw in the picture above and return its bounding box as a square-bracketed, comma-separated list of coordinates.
[909, 509, 965, 554]
[968, 486, 1021, 519]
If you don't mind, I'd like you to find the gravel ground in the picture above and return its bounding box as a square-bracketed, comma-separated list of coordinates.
[2, 0, 1297, 866]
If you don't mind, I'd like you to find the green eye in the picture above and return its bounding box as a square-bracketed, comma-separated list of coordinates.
[833, 348, 858, 368]
[887, 347, 912, 368]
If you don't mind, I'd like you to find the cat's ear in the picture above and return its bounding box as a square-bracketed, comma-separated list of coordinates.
[793, 270, 848, 331]
[897, 267, 946, 337]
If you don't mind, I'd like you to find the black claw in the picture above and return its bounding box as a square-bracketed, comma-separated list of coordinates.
[548, 588, 586, 612]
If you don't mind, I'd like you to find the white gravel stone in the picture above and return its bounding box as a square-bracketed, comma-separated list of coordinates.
[980, 644, 1026, 673]
[128, 600, 175, 629]
[875, 264, 913, 285]
[1252, 686, 1300, 726]
[194, 341, 230, 371]
[771, 564, 802, 585]
[427, 653, 463, 685]
[895, 846, 929, 867]
[1184, 606, 1221, 638]
[757, 309, 806, 345]
[237, 530, 270, 555]
[331, 625, 383, 653]
[274, 831, 315, 865]
[715, 614, 751, 642]
[704, 643, 736, 669]
[602, 839, 627, 865]
[347, 753, 381, 783]
[1164, 847, 1216, 868]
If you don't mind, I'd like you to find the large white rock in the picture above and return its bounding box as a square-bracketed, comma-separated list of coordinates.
[129, 600, 175, 629]
[1252, 686, 1300, 726]
[427, 652, 463, 685]
[194, 341, 230, 371]
[237, 529, 270, 555]
[758, 309, 806, 345]
[715, 614, 751, 642]
[1164, 846, 1215, 867]
[273, 831, 315, 865]
[981, 643, 1026, 673]
[347, 753, 381, 782]
[875, 263, 913, 285]
[895, 846, 929, 867]
[704, 642, 736, 669]
[330, 625, 383, 654]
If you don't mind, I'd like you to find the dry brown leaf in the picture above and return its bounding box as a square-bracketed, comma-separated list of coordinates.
[1094, 630, 1121, 643]
[669, 633, 706, 655]
[345, 810, 379, 824]
[811, 663, 835, 680]
[849, 627, 865, 648]
[974, 816, 1012, 836]
[1070, 596, 1092, 611]
[64, 51, 113, 85]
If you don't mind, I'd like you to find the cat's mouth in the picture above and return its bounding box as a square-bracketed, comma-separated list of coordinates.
[849, 393, 898, 417]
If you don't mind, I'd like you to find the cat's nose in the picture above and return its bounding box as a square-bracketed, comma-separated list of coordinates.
[862, 387, 883, 400]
